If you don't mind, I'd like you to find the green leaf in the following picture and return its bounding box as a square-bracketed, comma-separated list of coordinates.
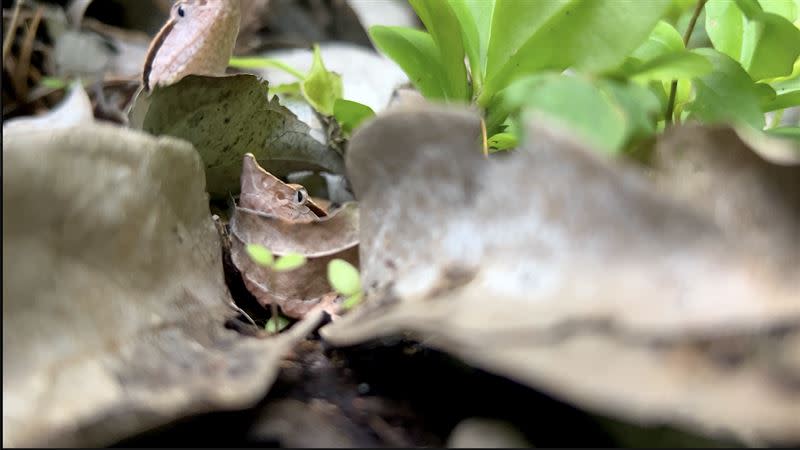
[599, 79, 663, 144]
[246, 244, 274, 267]
[451, 0, 496, 76]
[271, 82, 302, 96]
[409, 0, 469, 101]
[707, 0, 800, 81]
[735, 0, 763, 18]
[503, 74, 628, 153]
[40, 76, 69, 89]
[327, 259, 361, 297]
[766, 126, 800, 138]
[265, 315, 290, 333]
[228, 56, 306, 79]
[687, 49, 766, 129]
[487, 132, 518, 151]
[273, 253, 307, 272]
[759, 0, 798, 20]
[629, 51, 714, 83]
[369, 26, 447, 100]
[341, 292, 364, 310]
[448, 0, 486, 92]
[333, 99, 376, 134]
[706, 0, 746, 61]
[740, 12, 800, 81]
[300, 44, 343, 116]
[631, 20, 685, 63]
[763, 90, 800, 111]
[480, 0, 671, 105]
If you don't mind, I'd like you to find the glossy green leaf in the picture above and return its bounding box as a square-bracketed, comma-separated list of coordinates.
[766, 126, 800, 138]
[759, 0, 798, 20]
[409, 0, 469, 101]
[480, 0, 670, 105]
[487, 132, 518, 151]
[327, 258, 361, 297]
[763, 90, 800, 111]
[599, 80, 663, 144]
[369, 26, 447, 100]
[246, 244, 274, 267]
[735, 0, 763, 18]
[333, 99, 376, 134]
[504, 74, 628, 153]
[273, 253, 307, 272]
[686, 49, 765, 129]
[300, 44, 343, 116]
[631, 20, 685, 63]
[706, 0, 746, 60]
[740, 12, 800, 81]
[629, 51, 714, 83]
[448, 0, 487, 92]
[707, 0, 800, 81]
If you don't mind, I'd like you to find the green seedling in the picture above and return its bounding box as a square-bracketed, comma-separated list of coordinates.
[327, 259, 363, 311]
[230, 44, 375, 133]
[245, 243, 308, 334]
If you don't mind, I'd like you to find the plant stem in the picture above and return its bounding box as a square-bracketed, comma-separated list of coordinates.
[665, 0, 708, 127]
[228, 57, 306, 80]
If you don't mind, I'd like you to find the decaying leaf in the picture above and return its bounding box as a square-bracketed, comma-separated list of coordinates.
[229, 155, 359, 319]
[653, 124, 800, 268]
[321, 105, 800, 445]
[2, 81, 94, 132]
[138, 74, 345, 199]
[2, 121, 323, 447]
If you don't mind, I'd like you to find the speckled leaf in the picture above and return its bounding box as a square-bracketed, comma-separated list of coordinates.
[141, 74, 345, 199]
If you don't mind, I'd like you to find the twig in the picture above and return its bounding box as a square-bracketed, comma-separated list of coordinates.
[13, 5, 43, 101]
[665, 0, 707, 127]
[2, 0, 22, 62]
[480, 117, 489, 158]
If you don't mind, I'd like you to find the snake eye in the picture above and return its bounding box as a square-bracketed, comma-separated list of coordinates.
[293, 188, 307, 205]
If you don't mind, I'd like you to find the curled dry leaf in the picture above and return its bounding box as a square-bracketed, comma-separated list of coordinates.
[2, 122, 323, 447]
[321, 105, 800, 444]
[137, 74, 345, 199]
[229, 155, 359, 319]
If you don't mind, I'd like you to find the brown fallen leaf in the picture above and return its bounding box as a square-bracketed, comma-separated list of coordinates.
[652, 124, 800, 268]
[2, 120, 323, 447]
[229, 154, 359, 319]
[321, 105, 800, 445]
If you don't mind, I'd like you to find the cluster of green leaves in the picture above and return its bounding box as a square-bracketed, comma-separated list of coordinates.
[370, 0, 800, 154]
[229, 45, 375, 134]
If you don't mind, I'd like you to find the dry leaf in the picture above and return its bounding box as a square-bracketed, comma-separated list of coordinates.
[2, 121, 322, 447]
[653, 124, 800, 267]
[321, 105, 800, 445]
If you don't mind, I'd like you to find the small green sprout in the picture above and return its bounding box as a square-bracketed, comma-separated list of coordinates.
[246, 243, 307, 334]
[327, 258, 363, 310]
[265, 315, 290, 334]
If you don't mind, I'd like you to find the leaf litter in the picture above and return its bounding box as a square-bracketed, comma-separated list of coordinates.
[321, 104, 800, 445]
